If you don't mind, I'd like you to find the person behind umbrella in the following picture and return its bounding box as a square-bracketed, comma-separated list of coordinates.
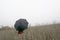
[14, 18, 29, 34]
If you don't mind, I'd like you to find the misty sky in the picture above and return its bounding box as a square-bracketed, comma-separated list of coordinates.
[0, 0, 60, 26]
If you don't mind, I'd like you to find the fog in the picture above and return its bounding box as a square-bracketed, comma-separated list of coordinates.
[0, 0, 60, 26]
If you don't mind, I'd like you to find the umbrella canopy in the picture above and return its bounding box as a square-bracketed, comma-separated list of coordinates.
[14, 18, 29, 34]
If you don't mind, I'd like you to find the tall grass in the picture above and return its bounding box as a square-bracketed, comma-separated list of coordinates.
[0, 23, 60, 40]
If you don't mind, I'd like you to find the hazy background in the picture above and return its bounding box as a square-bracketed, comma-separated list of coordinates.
[0, 0, 60, 27]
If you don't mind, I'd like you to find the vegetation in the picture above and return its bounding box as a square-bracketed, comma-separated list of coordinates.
[0, 23, 60, 40]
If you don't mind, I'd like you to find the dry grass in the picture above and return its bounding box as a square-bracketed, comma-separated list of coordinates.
[0, 23, 60, 40]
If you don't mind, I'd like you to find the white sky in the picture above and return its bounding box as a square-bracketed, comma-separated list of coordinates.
[0, 0, 60, 26]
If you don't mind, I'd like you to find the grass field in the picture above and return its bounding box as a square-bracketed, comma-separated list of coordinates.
[0, 23, 60, 40]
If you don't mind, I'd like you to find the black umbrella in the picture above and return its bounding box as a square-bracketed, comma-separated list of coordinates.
[14, 18, 29, 34]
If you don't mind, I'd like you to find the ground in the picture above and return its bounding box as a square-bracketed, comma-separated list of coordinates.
[0, 23, 60, 40]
